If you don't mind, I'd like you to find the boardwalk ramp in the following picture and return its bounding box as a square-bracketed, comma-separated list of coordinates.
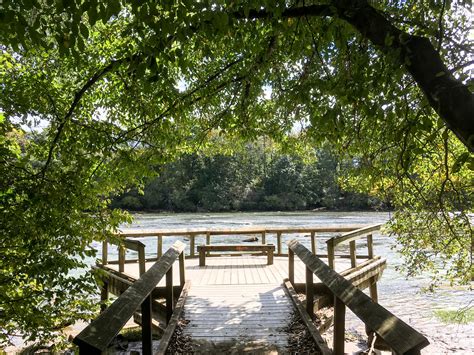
[183, 284, 292, 352]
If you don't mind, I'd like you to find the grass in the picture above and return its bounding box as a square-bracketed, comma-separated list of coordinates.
[434, 307, 474, 324]
[120, 326, 161, 341]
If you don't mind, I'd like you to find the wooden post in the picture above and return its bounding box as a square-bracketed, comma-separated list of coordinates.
[267, 246, 274, 265]
[190, 235, 195, 257]
[367, 234, 378, 302]
[138, 246, 146, 276]
[100, 281, 108, 313]
[206, 232, 211, 256]
[261, 232, 266, 244]
[367, 234, 374, 259]
[166, 266, 174, 323]
[327, 239, 335, 269]
[102, 241, 108, 265]
[179, 252, 185, 287]
[350, 240, 357, 268]
[118, 245, 125, 273]
[199, 247, 206, 267]
[141, 295, 152, 355]
[306, 266, 314, 319]
[366, 277, 379, 339]
[333, 296, 346, 355]
[277, 232, 282, 255]
[157, 235, 163, 258]
[369, 278, 378, 303]
[289, 248, 295, 285]
[310, 231, 316, 254]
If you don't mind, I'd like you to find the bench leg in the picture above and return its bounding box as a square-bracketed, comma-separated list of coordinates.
[267, 249, 273, 265]
[199, 249, 206, 267]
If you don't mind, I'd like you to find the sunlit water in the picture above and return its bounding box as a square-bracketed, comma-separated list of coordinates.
[113, 211, 472, 353]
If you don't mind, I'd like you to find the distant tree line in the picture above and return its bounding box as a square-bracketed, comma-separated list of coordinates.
[112, 144, 388, 212]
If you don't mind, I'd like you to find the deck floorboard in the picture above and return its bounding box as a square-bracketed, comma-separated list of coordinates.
[108, 255, 355, 351]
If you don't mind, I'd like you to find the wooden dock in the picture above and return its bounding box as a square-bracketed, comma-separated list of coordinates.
[74, 224, 430, 354]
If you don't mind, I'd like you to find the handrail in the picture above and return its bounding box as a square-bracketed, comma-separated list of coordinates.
[102, 238, 147, 275]
[74, 241, 186, 355]
[326, 224, 382, 270]
[118, 225, 367, 236]
[328, 224, 382, 247]
[287, 239, 429, 355]
[116, 224, 369, 258]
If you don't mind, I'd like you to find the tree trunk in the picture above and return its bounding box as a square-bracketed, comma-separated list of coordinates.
[243, 1, 474, 151]
[332, 0, 474, 152]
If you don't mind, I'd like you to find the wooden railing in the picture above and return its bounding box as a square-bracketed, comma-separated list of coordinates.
[102, 238, 147, 276]
[326, 224, 381, 304]
[326, 224, 381, 270]
[74, 241, 186, 355]
[116, 225, 368, 259]
[287, 239, 429, 355]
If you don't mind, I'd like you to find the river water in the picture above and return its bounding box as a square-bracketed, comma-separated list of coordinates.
[120, 211, 472, 354]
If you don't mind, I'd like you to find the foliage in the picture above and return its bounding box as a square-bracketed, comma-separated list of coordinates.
[0, 0, 473, 346]
[434, 307, 474, 324]
[112, 142, 380, 212]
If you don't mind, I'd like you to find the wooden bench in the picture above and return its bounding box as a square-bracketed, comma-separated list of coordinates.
[197, 244, 275, 266]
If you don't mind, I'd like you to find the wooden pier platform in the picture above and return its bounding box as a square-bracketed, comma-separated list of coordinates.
[104, 255, 352, 352]
[75, 225, 428, 354]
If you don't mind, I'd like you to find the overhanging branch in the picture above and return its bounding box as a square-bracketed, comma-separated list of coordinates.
[233, 1, 474, 152]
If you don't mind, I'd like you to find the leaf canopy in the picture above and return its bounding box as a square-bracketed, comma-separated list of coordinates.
[0, 0, 472, 346]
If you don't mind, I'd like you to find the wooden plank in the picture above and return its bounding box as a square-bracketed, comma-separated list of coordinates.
[73, 241, 185, 352]
[156, 281, 191, 355]
[283, 280, 332, 355]
[310, 231, 316, 254]
[183, 284, 292, 347]
[287, 240, 429, 354]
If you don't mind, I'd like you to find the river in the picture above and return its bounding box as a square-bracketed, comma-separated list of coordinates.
[119, 211, 472, 354]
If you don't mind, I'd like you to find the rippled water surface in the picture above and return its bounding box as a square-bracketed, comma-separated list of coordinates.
[120, 211, 472, 354]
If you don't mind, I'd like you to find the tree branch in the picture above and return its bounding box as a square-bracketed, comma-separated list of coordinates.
[233, 1, 474, 152]
[40, 54, 142, 177]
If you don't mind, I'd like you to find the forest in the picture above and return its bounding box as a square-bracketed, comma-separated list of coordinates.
[112, 141, 384, 212]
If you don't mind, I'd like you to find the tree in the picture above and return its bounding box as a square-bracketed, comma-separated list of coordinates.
[1, 0, 472, 346]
